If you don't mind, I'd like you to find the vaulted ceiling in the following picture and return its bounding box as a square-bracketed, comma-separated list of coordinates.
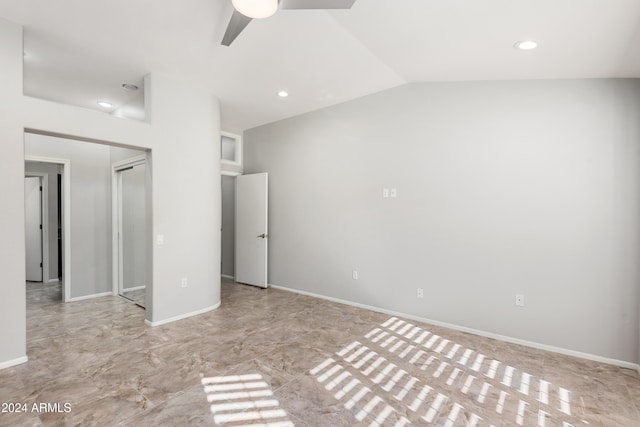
[0, 0, 639, 131]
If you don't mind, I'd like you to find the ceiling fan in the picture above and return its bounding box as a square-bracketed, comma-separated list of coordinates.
[222, 0, 357, 46]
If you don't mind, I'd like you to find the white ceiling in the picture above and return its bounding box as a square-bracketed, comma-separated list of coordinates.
[0, 0, 639, 131]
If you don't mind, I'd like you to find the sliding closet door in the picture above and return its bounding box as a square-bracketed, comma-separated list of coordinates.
[118, 163, 147, 306]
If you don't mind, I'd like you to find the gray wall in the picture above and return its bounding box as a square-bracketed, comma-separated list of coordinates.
[221, 175, 235, 277]
[244, 79, 640, 364]
[25, 161, 60, 282]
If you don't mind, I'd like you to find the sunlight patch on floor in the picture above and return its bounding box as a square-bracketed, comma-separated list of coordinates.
[310, 316, 589, 426]
[202, 374, 294, 427]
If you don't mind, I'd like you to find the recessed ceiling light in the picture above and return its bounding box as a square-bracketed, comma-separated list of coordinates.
[515, 40, 538, 50]
[97, 101, 113, 108]
[277, 90, 289, 98]
[122, 83, 139, 91]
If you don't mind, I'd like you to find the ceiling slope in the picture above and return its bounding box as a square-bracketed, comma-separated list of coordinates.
[0, 0, 638, 130]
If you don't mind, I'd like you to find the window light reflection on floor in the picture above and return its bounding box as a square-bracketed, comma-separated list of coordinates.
[201, 374, 294, 427]
[310, 316, 589, 427]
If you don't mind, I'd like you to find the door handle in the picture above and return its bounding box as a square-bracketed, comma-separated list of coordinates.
[257, 233, 268, 238]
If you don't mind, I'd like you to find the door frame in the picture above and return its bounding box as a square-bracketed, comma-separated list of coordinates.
[24, 155, 71, 302]
[24, 173, 47, 283]
[111, 155, 147, 297]
[221, 171, 241, 280]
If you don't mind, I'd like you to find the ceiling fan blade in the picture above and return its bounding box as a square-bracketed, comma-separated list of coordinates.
[221, 10, 253, 46]
[279, 0, 356, 10]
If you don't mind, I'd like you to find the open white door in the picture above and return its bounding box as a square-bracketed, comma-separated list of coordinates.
[235, 173, 268, 288]
[25, 177, 43, 282]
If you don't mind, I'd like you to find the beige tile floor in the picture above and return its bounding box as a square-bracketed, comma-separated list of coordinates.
[0, 279, 638, 426]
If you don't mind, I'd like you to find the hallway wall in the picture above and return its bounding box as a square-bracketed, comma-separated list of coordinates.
[0, 18, 222, 368]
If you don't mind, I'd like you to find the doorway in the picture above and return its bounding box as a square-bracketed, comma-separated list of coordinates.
[220, 172, 269, 288]
[24, 156, 70, 302]
[113, 156, 148, 308]
[221, 173, 236, 280]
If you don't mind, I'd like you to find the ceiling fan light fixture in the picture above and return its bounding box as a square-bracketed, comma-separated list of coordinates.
[232, 0, 278, 19]
[515, 40, 538, 51]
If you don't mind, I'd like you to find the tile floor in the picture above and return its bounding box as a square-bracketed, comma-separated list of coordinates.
[0, 279, 638, 426]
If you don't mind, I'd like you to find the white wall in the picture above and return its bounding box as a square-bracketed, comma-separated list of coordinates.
[0, 17, 28, 367]
[244, 79, 640, 365]
[146, 73, 221, 323]
[0, 18, 221, 368]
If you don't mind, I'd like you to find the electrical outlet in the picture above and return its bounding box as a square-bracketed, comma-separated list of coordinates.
[181, 278, 188, 288]
[515, 294, 524, 307]
[352, 270, 358, 280]
[417, 288, 424, 299]
[383, 188, 390, 198]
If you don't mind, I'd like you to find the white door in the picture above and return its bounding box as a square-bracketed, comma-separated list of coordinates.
[25, 177, 43, 282]
[235, 173, 268, 288]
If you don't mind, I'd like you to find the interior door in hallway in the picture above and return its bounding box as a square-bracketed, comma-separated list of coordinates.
[235, 173, 268, 288]
[25, 176, 43, 282]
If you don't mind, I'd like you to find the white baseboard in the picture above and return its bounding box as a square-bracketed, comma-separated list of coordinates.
[46, 278, 60, 284]
[270, 284, 639, 371]
[221, 275, 235, 280]
[67, 291, 113, 302]
[122, 285, 145, 292]
[0, 356, 28, 370]
[145, 301, 222, 327]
